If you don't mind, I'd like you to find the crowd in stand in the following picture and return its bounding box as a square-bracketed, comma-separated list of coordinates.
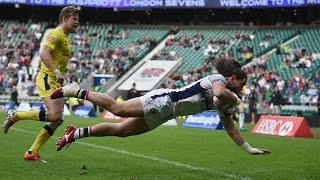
[66, 37, 156, 84]
[281, 45, 318, 69]
[159, 31, 319, 114]
[64, 24, 158, 84]
[161, 60, 319, 115]
[165, 33, 204, 49]
[244, 65, 318, 112]
[0, 20, 43, 96]
[156, 32, 258, 63]
[1, 21, 159, 97]
[1, 21, 319, 115]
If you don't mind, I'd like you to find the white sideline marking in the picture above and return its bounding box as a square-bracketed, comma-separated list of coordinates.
[12, 127, 249, 180]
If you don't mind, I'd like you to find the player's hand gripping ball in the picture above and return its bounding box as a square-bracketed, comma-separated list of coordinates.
[213, 92, 241, 111]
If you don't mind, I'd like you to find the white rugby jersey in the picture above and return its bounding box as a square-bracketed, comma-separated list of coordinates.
[150, 74, 227, 116]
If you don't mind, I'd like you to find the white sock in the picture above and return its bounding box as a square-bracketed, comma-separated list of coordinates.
[73, 127, 90, 140]
[239, 113, 245, 129]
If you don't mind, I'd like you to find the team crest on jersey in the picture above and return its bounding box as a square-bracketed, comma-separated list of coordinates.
[47, 36, 55, 42]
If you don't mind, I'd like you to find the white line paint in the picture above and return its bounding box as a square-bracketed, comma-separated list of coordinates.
[11, 127, 250, 180]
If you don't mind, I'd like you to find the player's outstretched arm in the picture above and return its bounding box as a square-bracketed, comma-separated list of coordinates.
[211, 82, 240, 107]
[220, 112, 271, 155]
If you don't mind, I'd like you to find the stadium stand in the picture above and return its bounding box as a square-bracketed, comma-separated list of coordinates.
[156, 27, 319, 118]
[62, 24, 170, 83]
[0, 21, 170, 98]
[0, 19, 48, 96]
[0, 18, 318, 122]
[263, 28, 320, 106]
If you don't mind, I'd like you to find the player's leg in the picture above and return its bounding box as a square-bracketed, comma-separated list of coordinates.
[2, 109, 47, 134]
[2, 108, 62, 134]
[51, 82, 144, 117]
[56, 117, 150, 151]
[249, 103, 256, 124]
[275, 105, 280, 116]
[250, 111, 256, 124]
[2, 73, 63, 134]
[238, 102, 246, 131]
[8, 110, 45, 122]
[87, 92, 144, 117]
[24, 97, 64, 161]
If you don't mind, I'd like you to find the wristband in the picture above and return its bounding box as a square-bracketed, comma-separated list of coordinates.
[240, 141, 253, 153]
[54, 69, 61, 75]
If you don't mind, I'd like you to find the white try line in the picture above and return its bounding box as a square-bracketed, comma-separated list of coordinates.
[12, 127, 250, 180]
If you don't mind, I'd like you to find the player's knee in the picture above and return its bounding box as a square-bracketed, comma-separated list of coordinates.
[112, 109, 123, 117]
[48, 112, 63, 122]
[110, 104, 124, 117]
[117, 124, 131, 137]
[117, 129, 130, 137]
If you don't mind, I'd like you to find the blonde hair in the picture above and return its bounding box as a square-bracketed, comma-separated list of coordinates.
[59, 6, 79, 24]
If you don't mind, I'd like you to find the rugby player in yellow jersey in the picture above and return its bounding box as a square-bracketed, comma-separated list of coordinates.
[2, 6, 79, 162]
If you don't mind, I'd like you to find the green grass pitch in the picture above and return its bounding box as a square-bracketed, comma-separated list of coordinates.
[0, 112, 319, 180]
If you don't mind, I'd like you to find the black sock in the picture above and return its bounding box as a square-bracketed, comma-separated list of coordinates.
[83, 127, 89, 137]
[39, 110, 46, 121]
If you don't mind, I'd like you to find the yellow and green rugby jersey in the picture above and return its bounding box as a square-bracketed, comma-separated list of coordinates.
[40, 27, 71, 76]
